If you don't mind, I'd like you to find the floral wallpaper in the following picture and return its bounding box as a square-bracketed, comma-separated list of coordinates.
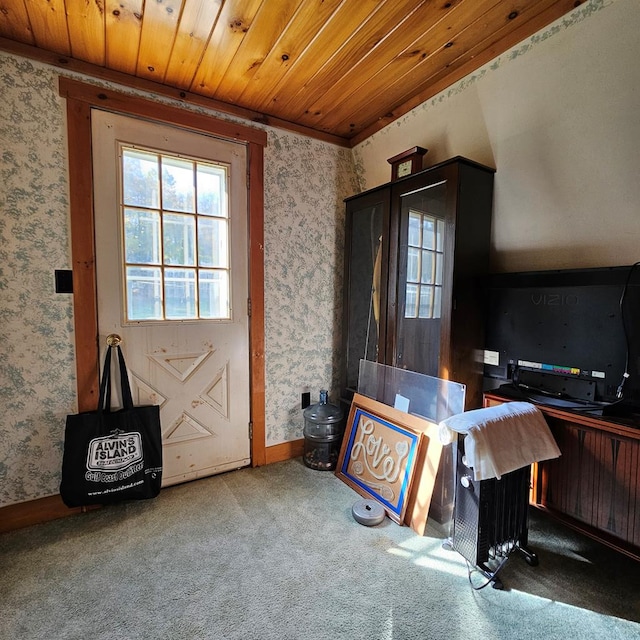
[263, 134, 359, 444]
[0, 52, 359, 506]
[0, 56, 77, 506]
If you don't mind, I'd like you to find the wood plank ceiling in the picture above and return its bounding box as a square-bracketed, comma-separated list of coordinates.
[0, 0, 582, 146]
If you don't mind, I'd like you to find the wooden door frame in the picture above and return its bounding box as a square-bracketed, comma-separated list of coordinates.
[59, 77, 267, 466]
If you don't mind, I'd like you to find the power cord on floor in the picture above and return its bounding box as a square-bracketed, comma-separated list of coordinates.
[466, 556, 510, 590]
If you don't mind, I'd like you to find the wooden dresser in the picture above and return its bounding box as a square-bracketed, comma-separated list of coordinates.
[484, 392, 640, 561]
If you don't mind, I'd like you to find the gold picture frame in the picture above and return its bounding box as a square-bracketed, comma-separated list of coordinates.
[336, 393, 441, 526]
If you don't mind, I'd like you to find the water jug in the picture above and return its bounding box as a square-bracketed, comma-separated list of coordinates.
[302, 390, 344, 470]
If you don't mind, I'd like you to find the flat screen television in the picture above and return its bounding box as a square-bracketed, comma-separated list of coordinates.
[482, 264, 640, 415]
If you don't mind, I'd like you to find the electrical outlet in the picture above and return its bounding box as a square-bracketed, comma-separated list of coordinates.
[301, 391, 311, 409]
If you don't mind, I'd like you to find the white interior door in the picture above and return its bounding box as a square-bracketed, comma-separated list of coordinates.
[91, 109, 251, 486]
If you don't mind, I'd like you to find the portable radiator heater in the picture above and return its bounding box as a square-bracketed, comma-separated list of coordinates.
[449, 435, 538, 589]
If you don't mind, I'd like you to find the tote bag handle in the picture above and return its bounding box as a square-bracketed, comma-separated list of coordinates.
[97, 345, 134, 413]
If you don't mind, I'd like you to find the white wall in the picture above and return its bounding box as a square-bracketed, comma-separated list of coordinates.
[354, 0, 640, 273]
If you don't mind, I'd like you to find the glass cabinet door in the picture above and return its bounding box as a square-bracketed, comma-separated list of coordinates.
[342, 157, 494, 414]
[393, 179, 449, 377]
[343, 194, 388, 394]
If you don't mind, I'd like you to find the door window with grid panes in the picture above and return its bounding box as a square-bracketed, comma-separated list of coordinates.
[405, 210, 444, 319]
[121, 146, 230, 321]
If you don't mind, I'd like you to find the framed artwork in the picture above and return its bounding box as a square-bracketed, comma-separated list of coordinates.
[336, 393, 428, 524]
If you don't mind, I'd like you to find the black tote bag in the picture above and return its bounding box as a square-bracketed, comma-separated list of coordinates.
[60, 345, 163, 507]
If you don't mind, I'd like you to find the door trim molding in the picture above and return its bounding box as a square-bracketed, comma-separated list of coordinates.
[61, 78, 267, 467]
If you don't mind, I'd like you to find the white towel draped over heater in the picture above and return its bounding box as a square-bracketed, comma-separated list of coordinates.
[438, 401, 561, 481]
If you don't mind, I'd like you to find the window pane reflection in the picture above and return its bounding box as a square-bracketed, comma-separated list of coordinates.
[163, 213, 196, 266]
[404, 208, 444, 319]
[123, 149, 159, 208]
[200, 270, 229, 319]
[124, 209, 161, 265]
[162, 157, 195, 213]
[165, 268, 197, 319]
[126, 266, 162, 320]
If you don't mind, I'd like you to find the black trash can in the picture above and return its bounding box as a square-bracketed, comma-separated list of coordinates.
[303, 390, 344, 470]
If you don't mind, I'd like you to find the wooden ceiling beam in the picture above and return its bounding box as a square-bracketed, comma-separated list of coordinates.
[66, 0, 105, 66]
[295, 0, 494, 135]
[234, 0, 345, 111]
[164, 0, 223, 90]
[24, 0, 69, 55]
[189, 0, 264, 98]
[0, 0, 34, 45]
[105, 0, 143, 75]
